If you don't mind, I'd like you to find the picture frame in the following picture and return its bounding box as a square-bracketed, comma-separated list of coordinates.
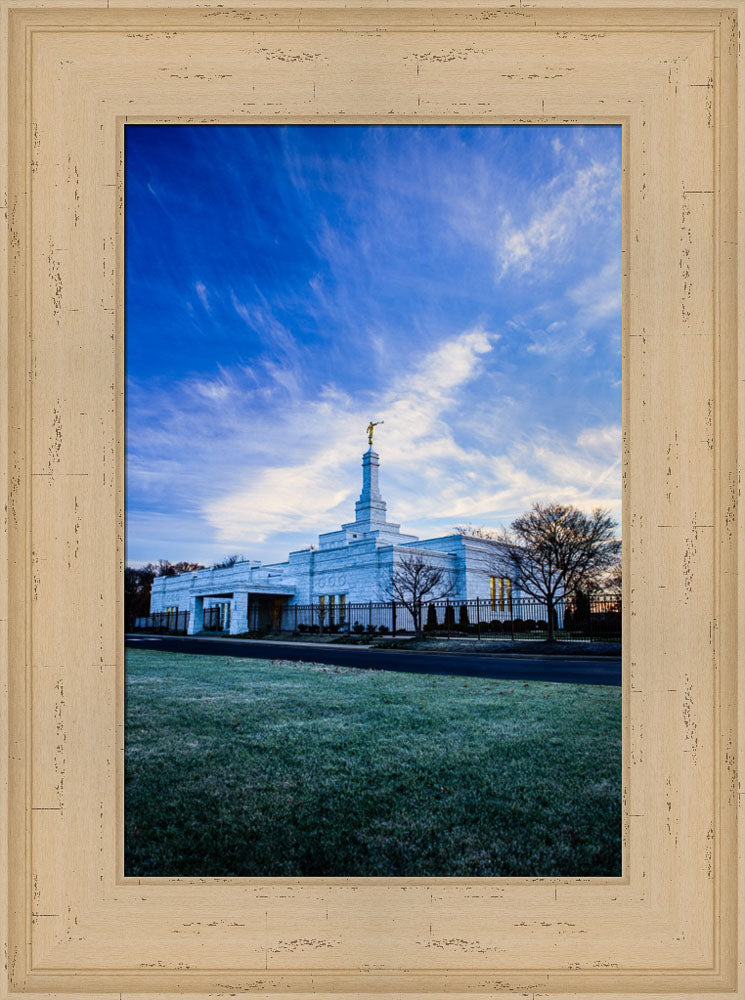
[1, 1, 743, 997]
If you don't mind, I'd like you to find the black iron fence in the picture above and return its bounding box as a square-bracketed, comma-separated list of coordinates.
[128, 595, 621, 642]
[131, 610, 190, 634]
[281, 594, 621, 641]
[203, 606, 222, 631]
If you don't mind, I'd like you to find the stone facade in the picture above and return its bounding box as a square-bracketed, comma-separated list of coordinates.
[149, 446, 519, 633]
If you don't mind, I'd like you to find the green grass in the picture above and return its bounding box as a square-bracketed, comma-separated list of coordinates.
[125, 650, 622, 878]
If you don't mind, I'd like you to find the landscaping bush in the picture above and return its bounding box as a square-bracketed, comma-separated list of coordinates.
[459, 604, 470, 629]
[425, 603, 439, 632]
[489, 619, 502, 633]
[535, 619, 548, 632]
[512, 618, 524, 633]
[377, 624, 389, 634]
[568, 590, 591, 633]
[523, 618, 536, 633]
[353, 622, 364, 634]
[443, 605, 456, 630]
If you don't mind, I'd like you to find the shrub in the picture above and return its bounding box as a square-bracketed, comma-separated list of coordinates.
[523, 618, 536, 632]
[297, 623, 308, 633]
[489, 619, 502, 633]
[425, 603, 438, 632]
[459, 604, 470, 628]
[366, 623, 375, 633]
[377, 624, 389, 634]
[512, 617, 524, 633]
[443, 604, 456, 630]
[568, 589, 591, 632]
[353, 622, 364, 634]
[535, 619, 548, 631]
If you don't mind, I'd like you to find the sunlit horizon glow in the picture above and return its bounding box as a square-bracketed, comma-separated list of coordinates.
[125, 124, 622, 567]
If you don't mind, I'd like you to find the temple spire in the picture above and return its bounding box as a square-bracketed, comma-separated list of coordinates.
[354, 446, 388, 528]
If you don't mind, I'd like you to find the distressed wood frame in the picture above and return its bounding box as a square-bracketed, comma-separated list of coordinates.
[1, 1, 744, 997]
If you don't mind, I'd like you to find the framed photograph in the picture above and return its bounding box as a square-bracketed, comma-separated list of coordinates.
[1, 1, 743, 997]
[124, 119, 624, 882]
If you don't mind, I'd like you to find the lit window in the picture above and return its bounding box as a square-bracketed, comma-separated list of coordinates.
[489, 577, 511, 612]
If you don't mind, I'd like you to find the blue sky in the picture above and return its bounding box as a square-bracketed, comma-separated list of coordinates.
[125, 124, 622, 567]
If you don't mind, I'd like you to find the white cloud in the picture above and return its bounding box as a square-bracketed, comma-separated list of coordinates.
[202, 328, 497, 547]
[127, 330, 622, 564]
[496, 160, 619, 279]
[194, 280, 210, 311]
[577, 423, 622, 453]
[569, 259, 622, 327]
[193, 329, 622, 554]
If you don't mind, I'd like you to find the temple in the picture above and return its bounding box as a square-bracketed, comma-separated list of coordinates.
[150, 444, 517, 633]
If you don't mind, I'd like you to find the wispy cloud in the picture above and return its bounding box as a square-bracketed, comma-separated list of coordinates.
[496, 160, 620, 279]
[203, 328, 497, 546]
[194, 280, 210, 311]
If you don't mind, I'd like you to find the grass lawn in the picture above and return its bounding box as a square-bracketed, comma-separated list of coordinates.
[125, 649, 622, 878]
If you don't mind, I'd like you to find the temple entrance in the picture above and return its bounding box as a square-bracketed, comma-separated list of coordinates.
[248, 595, 289, 632]
[271, 598, 283, 631]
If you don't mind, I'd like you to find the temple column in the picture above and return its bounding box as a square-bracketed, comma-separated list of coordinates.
[229, 592, 249, 635]
[187, 595, 204, 634]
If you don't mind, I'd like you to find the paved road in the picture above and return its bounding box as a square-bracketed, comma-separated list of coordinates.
[125, 635, 622, 687]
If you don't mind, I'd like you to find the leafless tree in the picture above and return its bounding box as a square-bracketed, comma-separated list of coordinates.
[153, 559, 205, 577]
[211, 554, 242, 570]
[384, 553, 455, 637]
[451, 523, 498, 539]
[493, 503, 621, 641]
[598, 560, 622, 593]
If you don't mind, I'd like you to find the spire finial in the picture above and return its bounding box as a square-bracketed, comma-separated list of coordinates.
[366, 419, 384, 446]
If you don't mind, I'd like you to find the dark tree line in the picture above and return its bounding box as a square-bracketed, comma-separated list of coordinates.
[124, 560, 204, 624]
[124, 554, 246, 623]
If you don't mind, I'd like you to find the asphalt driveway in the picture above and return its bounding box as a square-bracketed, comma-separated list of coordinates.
[125, 634, 622, 686]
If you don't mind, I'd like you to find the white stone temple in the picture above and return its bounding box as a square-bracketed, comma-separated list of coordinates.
[150, 442, 518, 633]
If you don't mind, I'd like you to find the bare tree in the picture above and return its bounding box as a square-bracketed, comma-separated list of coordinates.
[597, 560, 622, 593]
[384, 553, 454, 637]
[153, 559, 205, 577]
[211, 554, 242, 570]
[451, 524, 498, 539]
[494, 503, 621, 641]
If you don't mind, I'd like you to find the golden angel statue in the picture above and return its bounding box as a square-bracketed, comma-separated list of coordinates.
[366, 420, 384, 446]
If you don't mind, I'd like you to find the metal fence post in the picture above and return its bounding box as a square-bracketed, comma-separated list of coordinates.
[476, 596, 480, 640]
[510, 600, 515, 641]
[392, 600, 396, 637]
